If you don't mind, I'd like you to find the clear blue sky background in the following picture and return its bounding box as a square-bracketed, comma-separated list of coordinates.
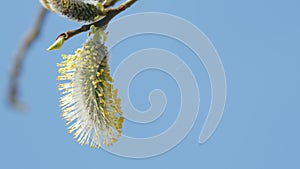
[1, 0, 299, 168]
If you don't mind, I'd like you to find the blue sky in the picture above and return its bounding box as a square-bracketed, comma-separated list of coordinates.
[1, 0, 299, 168]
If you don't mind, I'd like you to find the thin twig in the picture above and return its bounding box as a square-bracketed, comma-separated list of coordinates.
[57, 0, 137, 41]
[9, 7, 48, 110]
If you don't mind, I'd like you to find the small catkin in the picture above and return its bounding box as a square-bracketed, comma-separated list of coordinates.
[40, 0, 105, 22]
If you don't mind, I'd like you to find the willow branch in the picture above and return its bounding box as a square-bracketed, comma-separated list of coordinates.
[9, 0, 137, 110]
[57, 0, 137, 41]
[9, 7, 48, 110]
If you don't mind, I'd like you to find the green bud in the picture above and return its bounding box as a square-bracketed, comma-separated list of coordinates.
[90, 25, 107, 43]
[47, 36, 65, 51]
[96, 2, 107, 15]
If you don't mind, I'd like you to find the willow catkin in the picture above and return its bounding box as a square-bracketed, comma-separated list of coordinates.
[40, 0, 106, 22]
[57, 29, 123, 148]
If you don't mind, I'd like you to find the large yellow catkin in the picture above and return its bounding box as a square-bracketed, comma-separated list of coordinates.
[57, 29, 123, 148]
[40, 0, 105, 22]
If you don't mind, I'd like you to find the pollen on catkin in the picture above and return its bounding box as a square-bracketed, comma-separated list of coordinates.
[40, 0, 106, 22]
[57, 28, 123, 148]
